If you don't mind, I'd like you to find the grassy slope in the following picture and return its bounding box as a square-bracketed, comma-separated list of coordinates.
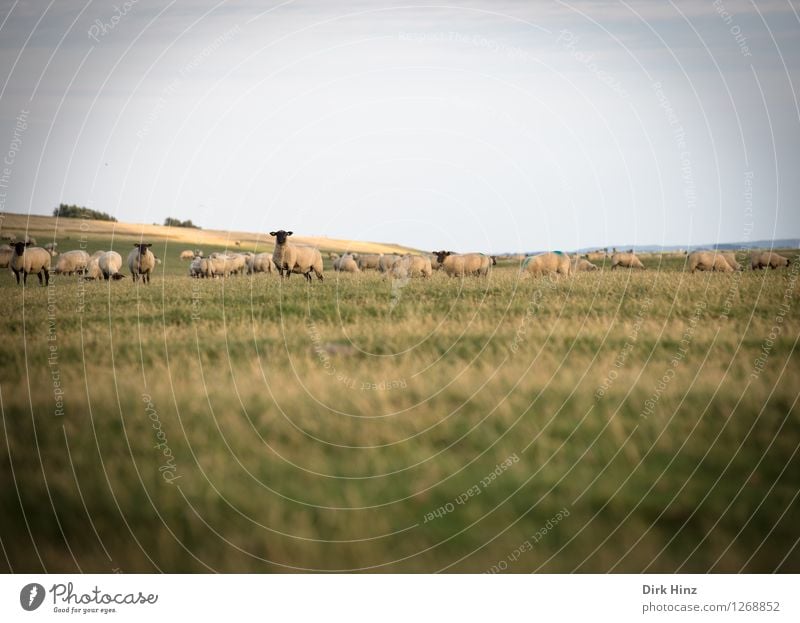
[0, 212, 422, 257]
[0, 233, 798, 572]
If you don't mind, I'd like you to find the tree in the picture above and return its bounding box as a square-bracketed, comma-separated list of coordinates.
[164, 217, 201, 229]
[53, 203, 117, 222]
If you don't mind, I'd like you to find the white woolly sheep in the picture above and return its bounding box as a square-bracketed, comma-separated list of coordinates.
[390, 254, 432, 278]
[378, 254, 401, 273]
[751, 251, 791, 270]
[269, 230, 324, 281]
[720, 251, 743, 271]
[333, 254, 360, 273]
[249, 252, 276, 274]
[128, 243, 156, 283]
[98, 251, 126, 280]
[434, 251, 494, 277]
[9, 241, 51, 285]
[356, 254, 381, 270]
[611, 252, 645, 270]
[54, 250, 91, 275]
[0, 244, 12, 269]
[180, 249, 195, 261]
[572, 257, 599, 272]
[520, 252, 571, 278]
[687, 251, 733, 273]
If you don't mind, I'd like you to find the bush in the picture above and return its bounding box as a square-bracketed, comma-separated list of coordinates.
[164, 217, 201, 229]
[53, 203, 117, 222]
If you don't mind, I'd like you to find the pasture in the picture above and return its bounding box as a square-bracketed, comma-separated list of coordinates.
[1, 232, 799, 572]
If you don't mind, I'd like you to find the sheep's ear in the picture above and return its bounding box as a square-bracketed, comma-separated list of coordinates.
[269, 231, 277, 236]
[145, 243, 152, 247]
[286, 231, 293, 236]
[25, 241, 32, 247]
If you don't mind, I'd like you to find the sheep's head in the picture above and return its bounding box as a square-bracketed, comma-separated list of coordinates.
[11, 241, 30, 255]
[433, 250, 451, 264]
[491, 256, 497, 265]
[269, 230, 293, 244]
[133, 243, 152, 254]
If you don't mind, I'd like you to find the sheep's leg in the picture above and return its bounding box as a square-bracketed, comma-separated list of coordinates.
[23, 271, 28, 284]
[13, 270, 20, 284]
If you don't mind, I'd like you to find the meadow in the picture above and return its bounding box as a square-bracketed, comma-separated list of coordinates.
[0, 232, 798, 572]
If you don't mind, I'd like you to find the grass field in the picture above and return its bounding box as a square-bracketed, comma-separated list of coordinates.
[1, 225, 799, 572]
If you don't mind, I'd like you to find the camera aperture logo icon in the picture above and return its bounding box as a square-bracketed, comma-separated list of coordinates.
[20, 583, 45, 611]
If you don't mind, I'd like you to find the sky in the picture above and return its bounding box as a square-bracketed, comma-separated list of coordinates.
[0, 0, 798, 253]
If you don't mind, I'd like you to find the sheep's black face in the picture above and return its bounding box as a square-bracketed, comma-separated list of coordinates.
[433, 250, 451, 264]
[11, 242, 27, 255]
[270, 230, 293, 244]
[133, 243, 152, 254]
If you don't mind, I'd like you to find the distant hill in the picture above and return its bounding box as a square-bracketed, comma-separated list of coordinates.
[567, 239, 800, 255]
[0, 212, 420, 256]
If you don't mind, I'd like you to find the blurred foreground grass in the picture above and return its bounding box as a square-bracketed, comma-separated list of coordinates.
[0, 244, 798, 572]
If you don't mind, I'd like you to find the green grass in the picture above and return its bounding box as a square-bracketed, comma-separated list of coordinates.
[1, 241, 798, 572]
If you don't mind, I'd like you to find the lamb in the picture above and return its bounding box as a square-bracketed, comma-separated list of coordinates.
[180, 249, 195, 260]
[54, 250, 91, 275]
[333, 254, 360, 273]
[687, 251, 733, 273]
[248, 252, 276, 274]
[269, 230, 324, 281]
[520, 251, 572, 278]
[356, 253, 381, 271]
[128, 243, 156, 283]
[98, 251, 126, 280]
[572, 257, 599, 272]
[378, 254, 401, 273]
[390, 254, 432, 279]
[0, 244, 12, 269]
[751, 251, 791, 270]
[611, 252, 645, 270]
[9, 241, 51, 285]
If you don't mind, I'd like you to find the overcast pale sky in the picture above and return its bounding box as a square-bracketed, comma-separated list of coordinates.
[0, 0, 798, 252]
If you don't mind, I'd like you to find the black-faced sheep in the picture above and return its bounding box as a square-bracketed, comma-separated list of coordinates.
[9, 241, 51, 285]
[269, 230, 324, 281]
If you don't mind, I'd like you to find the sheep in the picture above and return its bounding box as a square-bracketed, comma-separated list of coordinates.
[204, 255, 230, 278]
[224, 253, 247, 275]
[180, 249, 195, 261]
[377, 254, 401, 273]
[128, 243, 156, 283]
[751, 251, 791, 270]
[0, 244, 12, 269]
[333, 254, 360, 273]
[90, 250, 106, 260]
[433, 251, 494, 277]
[329, 252, 340, 261]
[98, 251, 126, 280]
[520, 251, 572, 278]
[721, 251, 743, 271]
[586, 251, 607, 262]
[9, 241, 51, 285]
[84, 257, 103, 280]
[248, 252, 276, 274]
[390, 254, 432, 278]
[611, 252, 645, 270]
[356, 253, 382, 271]
[572, 257, 599, 272]
[54, 250, 91, 275]
[189, 255, 204, 277]
[687, 251, 733, 273]
[269, 230, 324, 281]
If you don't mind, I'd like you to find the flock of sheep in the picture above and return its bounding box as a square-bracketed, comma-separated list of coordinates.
[0, 231, 793, 287]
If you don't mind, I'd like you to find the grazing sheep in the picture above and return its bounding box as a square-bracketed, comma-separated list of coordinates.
[721, 251, 743, 271]
[356, 253, 381, 271]
[329, 252, 340, 261]
[520, 252, 572, 278]
[687, 251, 733, 273]
[378, 254, 401, 273]
[572, 257, 599, 272]
[98, 251, 126, 280]
[249, 252, 276, 274]
[586, 252, 607, 262]
[54, 250, 91, 275]
[224, 253, 247, 276]
[390, 254, 432, 278]
[269, 230, 324, 281]
[180, 249, 195, 261]
[0, 244, 12, 269]
[751, 251, 791, 270]
[128, 243, 156, 283]
[9, 241, 51, 285]
[333, 254, 360, 273]
[433, 251, 493, 278]
[611, 252, 645, 270]
[84, 257, 103, 280]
